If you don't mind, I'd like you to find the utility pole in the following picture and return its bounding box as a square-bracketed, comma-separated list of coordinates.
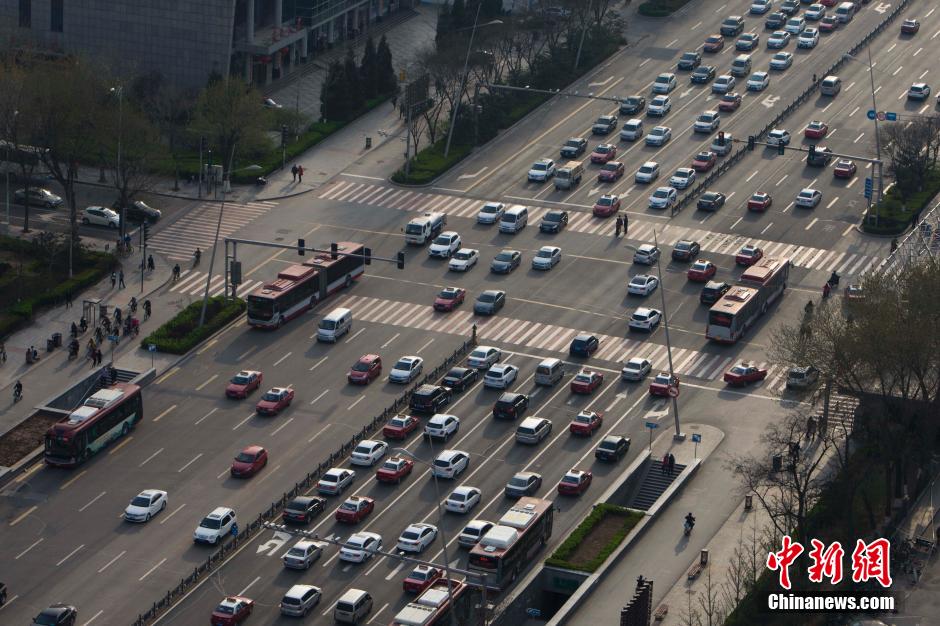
[653, 230, 683, 440]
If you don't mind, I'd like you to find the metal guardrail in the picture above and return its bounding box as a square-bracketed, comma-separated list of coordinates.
[132, 336, 476, 626]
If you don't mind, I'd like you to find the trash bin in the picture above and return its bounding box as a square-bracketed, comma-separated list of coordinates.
[47, 338, 55, 352]
[772, 455, 782, 472]
[700, 549, 709, 566]
[365, 137, 372, 149]
[52, 332, 62, 347]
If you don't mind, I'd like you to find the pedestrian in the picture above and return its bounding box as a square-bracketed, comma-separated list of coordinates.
[622, 213, 629, 236]
[291, 164, 298, 182]
[147, 255, 155, 272]
[172, 264, 181, 281]
[399, 103, 405, 119]
[668, 453, 676, 474]
[297, 165, 304, 182]
[812, 73, 817, 84]
[65, 288, 72, 309]
[118, 270, 125, 289]
[391, 94, 398, 110]
[615, 215, 622, 237]
[110, 271, 117, 289]
[806, 415, 817, 441]
[661, 453, 670, 475]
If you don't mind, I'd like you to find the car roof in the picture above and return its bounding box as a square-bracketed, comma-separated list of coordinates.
[438, 449, 466, 460]
[209, 506, 234, 517]
[520, 417, 548, 427]
[452, 485, 478, 495]
[285, 584, 319, 599]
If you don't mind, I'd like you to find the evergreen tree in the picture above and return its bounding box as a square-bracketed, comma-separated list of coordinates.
[343, 48, 362, 112]
[481, 0, 502, 19]
[376, 35, 398, 97]
[320, 59, 347, 121]
[360, 36, 378, 99]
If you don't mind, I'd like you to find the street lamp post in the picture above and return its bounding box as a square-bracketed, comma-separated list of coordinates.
[652, 230, 683, 440]
[844, 52, 884, 210]
[5, 110, 16, 232]
[110, 85, 125, 238]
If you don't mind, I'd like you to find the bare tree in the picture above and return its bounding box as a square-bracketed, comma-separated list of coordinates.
[696, 563, 727, 626]
[132, 71, 195, 192]
[0, 58, 42, 233]
[880, 116, 940, 196]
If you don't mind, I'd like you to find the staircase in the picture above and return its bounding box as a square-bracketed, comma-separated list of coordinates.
[629, 461, 687, 511]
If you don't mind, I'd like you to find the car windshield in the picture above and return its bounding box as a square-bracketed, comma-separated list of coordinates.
[478, 293, 496, 304]
[445, 369, 464, 379]
[575, 414, 592, 424]
[731, 366, 748, 375]
[321, 474, 338, 483]
[382, 460, 400, 470]
[287, 547, 306, 557]
[454, 251, 472, 260]
[261, 391, 280, 401]
[597, 197, 613, 206]
[354, 445, 372, 454]
[682, 53, 696, 60]
[531, 163, 547, 171]
[495, 252, 514, 262]
[600, 441, 618, 450]
[235, 452, 255, 462]
[561, 475, 579, 484]
[653, 190, 669, 198]
[339, 502, 358, 511]
[481, 204, 499, 213]
[601, 163, 619, 171]
[450, 493, 467, 502]
[509, 476, 529, 487]
[401, 530, 420, 540]
[394, 359, 413, 370]
[654, 375, 670, 384]
[676, 242, 691, 250]
[286, 500, 308, 511]
[595, 145, 610, 154]
[651, 128, 664, 135]
[433, 235, 451, 245]
[215, 605, 235, 615]
[231, 374, 250, 385]
[655, 76, 669, 83]
[751, 194, 764, 201]
[200, 516, 222, 529]
[410, 569, 430, 580]
[438, 290, 457, 299]
[574, 374, 591, 383]
[352, 361, 371, 371]
[693, 262, 708, 270]
[640, 166, 653, 173]
[131, 496, 151, 507]
[536, 249, 553, 258]
[544, 212, 562, 221]
[703, 194, 718, 201]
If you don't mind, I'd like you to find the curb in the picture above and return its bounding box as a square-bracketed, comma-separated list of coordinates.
[75, 177, 320, 204]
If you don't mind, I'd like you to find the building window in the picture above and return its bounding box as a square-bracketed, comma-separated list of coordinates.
[51, 0, 63, 32]
[18, 0, 31, 28]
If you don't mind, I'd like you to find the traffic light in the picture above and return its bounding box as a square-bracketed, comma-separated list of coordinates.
[747, 135, 755, 151]
[200, 136, 208, 152]
[778, 142, 785, 156]
[281, 125, 289, 146]
[718, 131, 725, 145]
[331, 242, 338, 260]
[297, 238, 305, 256]
[808, 145, 816, 160]
[397, 251, 405, 270]
[363, 247, 372, 265]
[142, 222, 149, 242]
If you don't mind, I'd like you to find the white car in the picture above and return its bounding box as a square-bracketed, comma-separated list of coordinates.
[349, 440, 388, 466]
[651, 72, 677, 94]
[767, 128, 791, 146]
[647, 95, 671, 116]
[797, 28, 819, 48]
[621, 357, 653, 381]
[82, 206, 120, 228]
[628, 274, 659, 296]
[432, 449, 470, 479]
[532, 246, 561, 270]
[635, 161, 660, 183]
[527, 158, 556, 182]
[712, 75, 736, 94]
[908, 83, 931, 100]
[477, 202, 505, 224]
[804, 3, 825, 20]
[445, 486, 482, 513]
[784, 16, 805, 34]
[746, 71, 770, 91]
[629, 307, 663, 331]
[193, 506, 236, 545]
[339, 532, 382, 563]
[458, 519, 495, 547]
[467, 346, 500, 369]
[449, 248, 479, 272]
[645, 126, 672, 146]
[693, 111, 720, 133]
[769, 51, 794, 70]
[633, 244, 661, 265]
[711, 133, 733, 156]
[767, 30, 791, 48]
[280, 584, 322, 617]
[124, 489, 167, 522]
[282, 539, 326, 570]
[428, 231, 461, 258]
[389, 356, 423, 383]
[750, 0, 773, 14]
[484, 363, 519, 389]
[795, 188, 822, 208]
[317, 467, 356, 495]
[648, 186, 678, 210]
[670, 168, 696, 189]
[424, 414, 460, 440]
[396, 523, 439, 553]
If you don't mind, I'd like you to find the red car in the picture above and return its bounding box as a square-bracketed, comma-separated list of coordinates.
[557, 469, 593, 496]
[230, 445, 267, 478]
[433, 287, 466, 312]
[833, 159, 857, 178]
[747, 191, 773, 211]
[403, 565, 443, 594]
[687, 259, 717, 282]
[226, 370, 262, 399]
[691, 151, 717, 172]
[376, 456, 415, 483]
[703, 34, 724, 52]
[598, 161, 625, 182]
[718, 92, 742, 112]
[649, 372, 680, 397]
[210, 596, 253, 625]
[569, 411, 603, 436]
[382, 414, 420, 440]
[735, 244, 763, 266]
[804, 121, 829, 139]
[901, 19, 920, 34]
[335, 495, 375, 523]
[590, 143, 617, 164]
[593, 194, 621, 217]
[255, 387, 294, 415]
[819, 0, 837, 6]
[348, 354, 382, 384]
[570, 370, 604, 394]
[723, 361, 768, 386]
[819, 16, 838, 32]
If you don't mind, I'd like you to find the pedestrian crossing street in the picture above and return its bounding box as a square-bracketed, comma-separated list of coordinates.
[318, 181, 879, 277]
[148, 199, 279, 260]
[332, 294, 798, 393]
[166, 269, 265, 298]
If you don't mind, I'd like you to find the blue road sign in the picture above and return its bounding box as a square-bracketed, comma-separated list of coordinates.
[885, 112, 898, 122]
[148, 344, 157, 352]
[864, 177, 873, 199]
[107, 335, 119, 342]
[867, 109, 876, 120]
[526, 609, 542, 618]
[691, 433, 702, 443]
[645, 422, 659, 429]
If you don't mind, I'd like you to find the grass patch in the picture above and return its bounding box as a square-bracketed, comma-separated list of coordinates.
[638, 0, 695, 17]
[141, 296, 245, 354]
[391, 140, 474, 185]
[545, 504, 643, 573]
[863, 169, 940, 234]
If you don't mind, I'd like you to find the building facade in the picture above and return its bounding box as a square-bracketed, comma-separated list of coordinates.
[0, 0, 410, 89]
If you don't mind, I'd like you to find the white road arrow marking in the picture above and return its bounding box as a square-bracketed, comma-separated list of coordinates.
[874, 3, 891, 13]
[589, 77, 613, 87]
[761, 95, 781, 108]
[643, 407, 671, 422]
[678, 88, 694, 99]
[457, 166, 488, 180]
[256, 530, 292, 556]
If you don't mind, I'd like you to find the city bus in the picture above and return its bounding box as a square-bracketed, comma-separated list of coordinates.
[468, 497, 554, 590]
[706, 257, 789, 344]
[389, 580, 478, 626]
[246, 241, 365, 328]
[44, 384, 143, 467]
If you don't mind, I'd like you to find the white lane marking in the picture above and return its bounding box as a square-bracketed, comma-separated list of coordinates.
[177, 453, 203, 473]
[273, 351, 293, 366]
[887, 43, 897, 52]
[457, 167, 489, 180]
[367, 603, 390, 624]
[195, 374, 218, 391]
[82, 610, 104, 626]
[238, 576, 261, 596]
[232, 413, 254, 430]
[416, 338, 435, 353]
[309, 356, 328, 371]
[692, 21, 702, 29]
[15, 537, 44, 559]
[308, 424, 332, 444]
[667, 39, 679, 47]
[139, 448, 164, 467]
[826, 197, 839, 209]
[760, 222, 773, 235]
[854, 133, 864, 143]
[745, 170, 758, 182]
[730, 216, 743, 229]
[97, 550, 127, 573]
[270, 417, 294, 437]
[139, 557, 167, 581]
[217, 468, 230, 480]
[344, 328, 366, 344]
[776, 174, 788, 186]
[309, 389, 330, 406]
[913, 47, 923, 57]
[920, 70, 930, 79]
[805, 217, 819, 231]
[850, 106, 859, 116]
[381, 333, 400, 349]
[152, 404, 177, 422]
[842, 223, 855, 237]
[348, 397, 365, 411]
[159, 503, 186, 525]
[236, 347, 255, 361]
[56, 544, 85, 567]
[639, 59, 651, 67]
[79, 491, 107, 512]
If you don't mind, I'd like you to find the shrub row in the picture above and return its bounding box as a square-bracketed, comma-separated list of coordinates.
[863, 169, 940, 234]
[638, 0, 694, 17]
[141, 296, 245, 354]
[545, 504, 643, 573]
[390, 141, 474, 185]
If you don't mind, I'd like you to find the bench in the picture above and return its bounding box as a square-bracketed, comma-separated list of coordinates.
[653, 604, 668, 621]
[687, 562, 704, 580]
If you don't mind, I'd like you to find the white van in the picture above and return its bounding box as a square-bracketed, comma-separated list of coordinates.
[554, 161, 584, 190]
[820, 75, 842, 96]
[404, 212, 447, 245]
[534, 358, 564, 386]
[730, 54, 752, 78]
[834, 2, 855, 23]
[499, 206, 528, 234]
[333, 589, 373, 623]
[317, 307, 352, 343]
[620, 118, 643, 141]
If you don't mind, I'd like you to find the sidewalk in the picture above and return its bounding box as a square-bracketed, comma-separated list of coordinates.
[887, 471, 940, 624]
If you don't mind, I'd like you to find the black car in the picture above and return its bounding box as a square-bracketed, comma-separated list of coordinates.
[539, 209, 569, 233]
[719, 15, 744, 36]
[807, 146, 833, 167]
[569, 333, 599, 357]
[32, 604, 77, 626]
[690, 65, 716, 84]
[505, 472, 543, 498]
[282, 496, 326, 524]
[410, 384, 451, 414]
[765, 11, 786, 29]
[121, 200, 162, 223]
[560, 137, 588, 159]
[672, 239, 701, 261]
[700, 281, 731, 305]
[619, 95, 646, 115]
[779, 0, 799, 16]
[595, 435, 631, 462]
[442, 366, 478, 392]
[697, 191, 726, 211]
[677, 51, 702, 71]
[493, 392, 529, 420]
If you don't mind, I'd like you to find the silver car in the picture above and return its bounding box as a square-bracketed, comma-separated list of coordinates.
[474, 290, 506, 315]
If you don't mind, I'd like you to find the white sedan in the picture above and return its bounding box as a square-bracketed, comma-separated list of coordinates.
[477, 202, 505, 224]
[445, 486, 482, 513]
[769, 52, 793, 71]
[629, 307, 662, 331]
[712, 75, 736, 94]
[628, 274, 659, 296]
[349, 440, 388, 466]
[428, 231, 462, 258]
[645, 126, 672, 146]
[339, 532, 382, 563]
[648, 186, 678, 210]
[532, 246, 562, 270]
[467, 346, 500, 369]
[621, 357, 653, 381]
[767, 30, 791, 49]
[124, 489, 168, 522]
[449, 248, 479, 272]
[484, 364, 519, 389]
[389, 356, 424, 383]
[396, 523, 439, 553]
[795, 188, 822, 208]
[82, 206, 120, 228]
[746, 72, 770, 91]
[766, 128, 791, 146]
[669, 168, 696, 189]
[797, 28, 819, 48]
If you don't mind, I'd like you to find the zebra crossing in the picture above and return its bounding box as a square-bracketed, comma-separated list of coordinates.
[332, 293, 800, 392]
[318, 181, 879, 277]
[147, 199, 279, 260]
[166, 269, 265, 298]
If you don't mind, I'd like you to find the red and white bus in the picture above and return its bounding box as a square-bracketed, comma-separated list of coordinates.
[44, 383, 143, 467]
[706, 257, 790, 343]
[389, 579, 477, 626]
[468, 497, 554, 590]
[246, 242, 365, 328]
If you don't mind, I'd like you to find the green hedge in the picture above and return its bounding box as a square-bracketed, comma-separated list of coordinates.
[863, 169, 940, 234]
[141, 296, 245, 354]
[391, 141, 474, 185]
[545, 504, 643, 573]
[638, 0, 694, 17]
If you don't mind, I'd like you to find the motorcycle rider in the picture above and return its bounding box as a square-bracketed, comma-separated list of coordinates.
[684, 512, 696, 535]
[13, 380, 23, 401]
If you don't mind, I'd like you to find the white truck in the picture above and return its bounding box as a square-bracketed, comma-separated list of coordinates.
[404, 212, 447, 245]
